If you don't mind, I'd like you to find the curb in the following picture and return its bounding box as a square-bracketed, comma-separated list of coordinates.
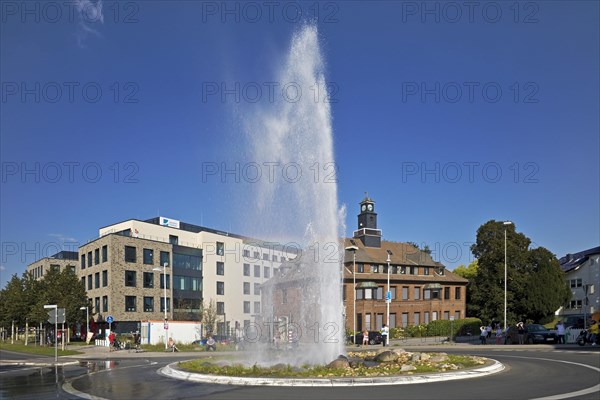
[158, 359, 505, 387]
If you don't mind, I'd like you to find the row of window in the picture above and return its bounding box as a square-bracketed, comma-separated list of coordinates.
[82, 271, 109, 290]
[349, 286, 461, 301]
[353, 264, 438, 276]
[81, 245, 108, 269]
[124, 270, 172, 289]
[215, 301, 260, 315]
[242, 263, 271, 278]
[358, 310, 462, 330]
[125, 296, 170, 312]
[242, 249, 280, 262]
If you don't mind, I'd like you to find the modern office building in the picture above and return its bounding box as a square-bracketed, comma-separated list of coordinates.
[26, 250, 78, 280]
[77, 216, 295, 335]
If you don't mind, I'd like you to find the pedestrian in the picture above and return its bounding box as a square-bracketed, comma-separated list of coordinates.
[205, 336, 216, 351]
[495, 325, 503, 345]
[168, 337, 179, 352]
[480, 326, 487, 345]
[108, 332, 116, 351]
[362, 329, 369, 347]
[381, 324, 389, 347]
[517, 322, 525, 344]
[588, 320, 598, 345]
[556, 321, 566, 344]
[486, 324, 493, 339]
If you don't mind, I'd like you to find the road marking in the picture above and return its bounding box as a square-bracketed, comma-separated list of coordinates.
[501, 356, 600, 400]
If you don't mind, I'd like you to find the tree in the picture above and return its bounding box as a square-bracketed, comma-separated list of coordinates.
[201, 300, 219, 336]
[453, 259, 479, 281]
[469, 220, 570, 325]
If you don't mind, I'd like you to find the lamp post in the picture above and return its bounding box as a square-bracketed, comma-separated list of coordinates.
[345, 245, 358, 344]
[153, 262, 168, 349]
[386, 250, 392, 346]
[503, 221, 513, 332]
[79, 306, 89, 343]
[44, 304, 57, 362]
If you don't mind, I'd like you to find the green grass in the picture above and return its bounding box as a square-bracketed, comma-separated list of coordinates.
[0, 341, 82, 357]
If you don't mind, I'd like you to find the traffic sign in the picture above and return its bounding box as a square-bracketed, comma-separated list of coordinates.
[47, 308, 65, 324]
[386, 291, 391, 303]
[164, 322, 169, 330]
[106, 315, 114, 324]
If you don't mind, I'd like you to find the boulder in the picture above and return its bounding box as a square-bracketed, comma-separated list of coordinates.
[429, 353, 449, 363]
[374, 351, 399, 363]
[328, 358, 350, 369]
[392, 348, 407, 355]
[411, 353, 421, 362]
[420, 353, 431, 361]
[401, 364, 417, 372]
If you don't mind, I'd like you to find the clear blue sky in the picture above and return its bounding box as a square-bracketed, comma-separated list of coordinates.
[1, 1, 598, 287]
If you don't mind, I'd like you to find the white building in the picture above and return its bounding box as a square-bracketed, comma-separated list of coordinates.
[558, 246, 600, 318]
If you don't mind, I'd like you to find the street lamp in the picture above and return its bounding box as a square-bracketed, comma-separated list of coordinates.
[153, 262, 168, 349]
[345, 245, 358, 345]
[44, 304, 57, 362]
[79, 306, 89, 343]
[386, 250, 392, 346]
[503, 221, 513, 332]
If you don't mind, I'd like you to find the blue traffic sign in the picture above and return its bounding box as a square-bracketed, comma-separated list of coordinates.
[386, 291, 391, 300]
[106, 316, 114, 324]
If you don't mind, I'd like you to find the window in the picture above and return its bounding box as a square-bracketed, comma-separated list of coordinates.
[356, 289, 363, 300]
[173, 276, 201, 291]
[243, 249, 250, 258]
[94, 249, 100, 265]
[143, 249, 154, 265]
[125, 246, 136, 263]
[243, 263, 250, 276]
[125, 270, 136, 287]
[160, 251, 170, 266]
[125, 296, 136, 312]
[102, 245, 108, 262]
[376, 313, 384, 330]
[402, 313, 409, 327]
[392, 266, 398, 274]
[102, 296, 108, 312]
[159, 274, 170, 289]
[94, 272, 100, 289]
[424, 312, 430, 324]
[143, 272, 154, 288]
[217, 281, 224, 295]
[87, 275, 92, 290]
[409, 266, 415, 275]
[413, 312, 420, 325]
[364, 288, 373, 299]
[365, 314, 371, 330]
[444, 287, 450, 300]
[173, 253, 201, 270]
[94, 297, 100, 313]
[282, 289, 288, 304]
[389, 313, 396, 328]
[455, 287, 461, 300]
[253, 251, 260, 259]
[217, 302, 225, 315]
[69, 265, 75, 274]
[424, 289, 431, 300]
[143, 297, 154, 312]
[390, 286, 397, 300]
[400, 266, 406, 274]
[160, 297, 171, 312]
[375, 287, 383, 300]
[81, 254, 86, 269]
[243, 282, 250, 295]
[102, 270, 108, 287]
[357, 264, 364, 273]
[254, 301, 260, 314]
[254, 265, 260, 278]
[570, 279, 582, 288]
[216, 261, 224, 276]
[570, 300, 582, 309]
[216, 242, 224, 256]
[81, 276, 85, 286]
[414, 287, 421, 300]
[169, 235, 178, 245]
[87, 251, 92, 267]
[272, 254, 278, 262]
[424, 267, 429, 275]
[444, 311, 450, 320]
[432, 311, 438, 321]
[254, 283, 261, 295]
[262, 252, 268, 260]
[243, 301, 251, 314]
[402, 286, 409, 300]
[264, 266, 270, 279]
[431, 289, 440, 299]
[371, 264, 379, 273]
[455, 311, 461, 320]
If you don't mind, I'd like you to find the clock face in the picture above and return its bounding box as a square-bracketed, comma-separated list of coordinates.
[367, 204, 373, 211]
[361, 204, 366, 212]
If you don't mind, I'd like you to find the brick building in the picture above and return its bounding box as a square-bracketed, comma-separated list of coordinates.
[343, 196, 468, 331]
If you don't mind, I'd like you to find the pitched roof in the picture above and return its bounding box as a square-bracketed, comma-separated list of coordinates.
[342, 238, 443, 267]
[559, 246, 600, 273]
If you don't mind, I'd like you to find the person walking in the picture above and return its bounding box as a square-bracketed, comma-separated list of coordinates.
[495, 325, 503, 344]
[362, 329, 369, 347]
[517, 322, 526, 344]
[588, 320, 599, 345]
[556, 321, 566, 344]
[381, 324, 389, 347]
[480, 326, 487, 345]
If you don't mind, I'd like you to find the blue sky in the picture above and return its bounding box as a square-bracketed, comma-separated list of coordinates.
[1, 1, 598, 286]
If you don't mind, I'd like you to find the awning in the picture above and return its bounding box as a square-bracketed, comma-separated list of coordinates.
[356, 281, 379, 288]
[424, 283, 442, 290]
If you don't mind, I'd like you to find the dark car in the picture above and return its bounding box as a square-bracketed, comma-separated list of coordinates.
[347, 331, 384, 345]
[504, 323, 558, 344]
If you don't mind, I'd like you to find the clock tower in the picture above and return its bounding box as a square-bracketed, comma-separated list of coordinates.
[354, 194, 382, 248]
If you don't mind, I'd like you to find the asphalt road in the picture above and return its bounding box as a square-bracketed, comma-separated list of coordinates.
[2, 347, 599, 399]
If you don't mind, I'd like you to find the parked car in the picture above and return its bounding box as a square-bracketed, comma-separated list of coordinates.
[347, 331, 384, 345]
[504, 324, 558, 344]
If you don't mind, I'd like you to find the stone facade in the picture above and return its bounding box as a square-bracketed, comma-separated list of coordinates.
[27, 251, 78, 280]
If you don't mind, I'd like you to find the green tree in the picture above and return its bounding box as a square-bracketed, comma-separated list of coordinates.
[201, 299, 219, 336]
[470, 220, 570, 325]
[453, 259, 479, 280]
